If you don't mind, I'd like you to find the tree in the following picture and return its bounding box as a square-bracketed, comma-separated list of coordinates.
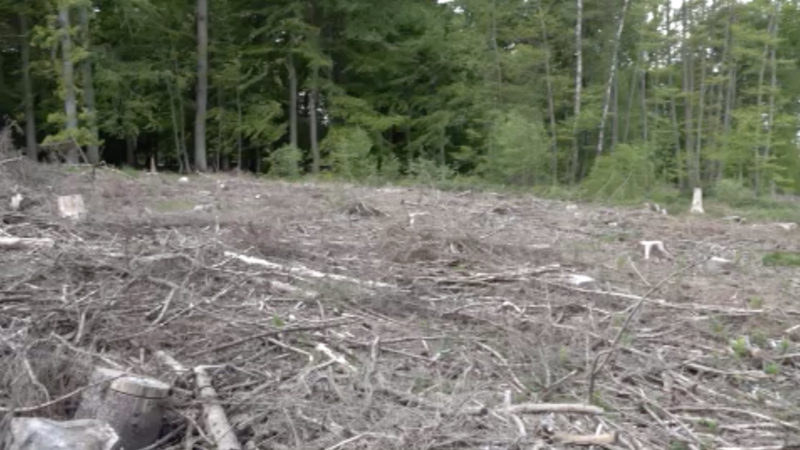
[19, 11, 37, 158]
[194, 0, 209, 171]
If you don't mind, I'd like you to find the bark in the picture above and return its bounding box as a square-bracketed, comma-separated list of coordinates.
[194, 0, 209, 171]
[19, 13, 37, 159]
[537, 6, 559, 184]
[79, 6, 99, 164]
[287, 53, 298, 149]
[596, 0, 632, 155]
[571, 0, 583, 183]
[309, 67, 320, 174]
[58, 4, 79, 163]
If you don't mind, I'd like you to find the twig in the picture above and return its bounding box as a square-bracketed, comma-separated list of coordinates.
[587, 261, 700, 403]
[188, 319, 354, 358]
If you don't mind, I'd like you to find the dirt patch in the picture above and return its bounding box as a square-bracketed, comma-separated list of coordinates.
[2, 165, 800, 449]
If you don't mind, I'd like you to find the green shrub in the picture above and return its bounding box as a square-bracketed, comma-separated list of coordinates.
[322, 126, 376, 180]
[478, 110, 550, 186]
[267, 145, 302, 177]
[713, 179, 757, 207]
[581, 143, 656, 203]
[409, 157, 455, 184]
[763, 252, 800, 267]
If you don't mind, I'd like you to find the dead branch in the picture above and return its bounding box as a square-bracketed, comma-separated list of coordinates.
[224, 251, 396, 289]
[0, 236, 55, 250]
[552, 432, 618, 446]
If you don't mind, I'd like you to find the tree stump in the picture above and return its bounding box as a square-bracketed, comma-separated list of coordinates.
[75, 367, 170, 450]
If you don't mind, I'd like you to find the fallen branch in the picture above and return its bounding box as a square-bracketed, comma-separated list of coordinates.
[0, 236, 55, 250]
[224, 251, 395, 289]
[552, 432, 618, 446]
[462, 402, 604, 416]
[194, 366, 242, 450]
[188, 319, 355, 358]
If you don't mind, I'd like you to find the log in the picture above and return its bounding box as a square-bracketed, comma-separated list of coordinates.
[0, 236, 55, 250]
[194, 366, 243, 450]
[463, 402, 604, 416]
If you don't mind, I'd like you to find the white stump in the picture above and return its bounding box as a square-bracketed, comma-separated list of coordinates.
[690, 188, 704, 214]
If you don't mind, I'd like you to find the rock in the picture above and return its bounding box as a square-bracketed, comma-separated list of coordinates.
[177, 176, 189, 183]
[3, 418, 119, 450]
[565, 204, 578, 211]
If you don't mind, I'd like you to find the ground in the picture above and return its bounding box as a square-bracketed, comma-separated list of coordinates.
[1, 161, 799, 449]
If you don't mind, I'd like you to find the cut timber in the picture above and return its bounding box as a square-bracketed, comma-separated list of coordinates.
[690, 187, 704, 214]
[57, 194, 86, 220]
[552, 432, 618, 446]
[224, 251, 395, 289]
[640, 240, 671, 260]
[194, 366, 243, 450]
[0, 237, 55, 250]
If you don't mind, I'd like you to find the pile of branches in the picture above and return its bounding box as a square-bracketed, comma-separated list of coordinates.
[1, 168, 799, 449]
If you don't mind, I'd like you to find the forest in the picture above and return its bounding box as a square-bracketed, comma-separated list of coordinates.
[1, 0, 799, 199]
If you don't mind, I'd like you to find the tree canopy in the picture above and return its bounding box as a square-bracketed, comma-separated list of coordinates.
[1, 0, 799, 196]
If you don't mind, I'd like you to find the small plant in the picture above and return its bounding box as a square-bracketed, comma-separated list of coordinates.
[747, 296, 764, 309]
[731, 336, 750, 358]
[267, 145, 302, 178]
[763, 252, 800, 267]
[779, 339, 790, 354]
[668, 440, 690, 450]
[272, 315, 285, 328]
[697, 418, 718, 434]
[763, 362, 780, 376]
[751, 331, 768, 348]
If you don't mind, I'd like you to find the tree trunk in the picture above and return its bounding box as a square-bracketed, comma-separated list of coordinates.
[216, 86, 222, 171]
[765, 2, 778, 190]
[611, 74, 619, 150]
[571, 0, 583, 183]
[537, 6, 559, 184]
[125, 135, 137, 167]
[79, 6, 99, 164]
[596, 0, 632, 155]
[58, 4, 79, 163]
[754, 7, 775, 194]
[236, 88, 243, 172]
[167, 81, 184, 172]
[288, 53, 298, 148]
[665, 1, 683, 188]
[309, 67, 320, 174]
[682, 0, 697, 188]
[19, 13, 37, 159]
[193, 0, 209, 172]
[640, 51, 649, 143]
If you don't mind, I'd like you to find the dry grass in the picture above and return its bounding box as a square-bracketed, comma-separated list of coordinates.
[2, 162, 800, 449]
